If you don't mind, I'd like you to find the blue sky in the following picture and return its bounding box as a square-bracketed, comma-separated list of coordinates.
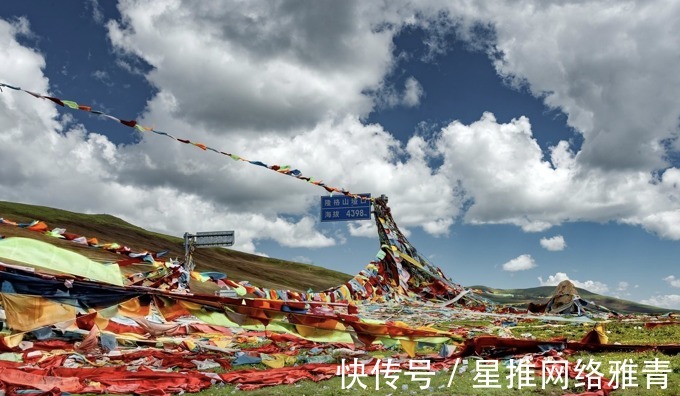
[1, 1, 679, 308]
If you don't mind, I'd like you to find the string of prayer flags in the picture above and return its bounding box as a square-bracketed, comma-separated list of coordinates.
[0, 82, 368, 201]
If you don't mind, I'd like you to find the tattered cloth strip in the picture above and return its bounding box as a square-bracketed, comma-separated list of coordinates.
[219, 363, 338, 391]
[0, 263, 143, 310]
[0, 366, 83, 393]
[0, 361, 214, 395]
[0, 293, 76, 332]
[180, 198, 487, 309]
[0, 238, 123, 286]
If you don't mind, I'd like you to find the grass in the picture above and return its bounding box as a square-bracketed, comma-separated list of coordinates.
[509, 320, 680, 345]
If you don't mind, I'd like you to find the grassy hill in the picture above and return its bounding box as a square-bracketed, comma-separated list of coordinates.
[0, 200, 673, 314]
[0, 200, 352, 292]
[470, 285, 676, 315]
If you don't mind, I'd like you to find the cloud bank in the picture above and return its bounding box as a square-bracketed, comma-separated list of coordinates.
[641, 295, 680, 310]
[664, 275, 680, 288]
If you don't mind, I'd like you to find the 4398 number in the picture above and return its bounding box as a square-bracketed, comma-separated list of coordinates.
[346, 209, 366, 217]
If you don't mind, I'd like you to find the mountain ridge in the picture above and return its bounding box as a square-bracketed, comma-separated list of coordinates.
[470, 285, 675, 315]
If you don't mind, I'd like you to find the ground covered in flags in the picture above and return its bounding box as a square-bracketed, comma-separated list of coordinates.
[0, 198, 677, 395]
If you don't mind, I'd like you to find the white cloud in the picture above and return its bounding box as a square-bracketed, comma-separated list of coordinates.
[347, 221, 377, 238]
[664, 275, 680, 288]
[454, 1, 680, 172]
[502, 254, 536, 272]
[540, 235, 566, 251]
[107, 1, 397, 133]
[435, 112, 680, 237]
[56, 3, 680, 242]
[641, 295, 680, 310]
[91, 70, 112, 86]
[538, 272, 609, 295]
[87, 0, 104, 24]
[617, 281, 629, 292]
[372, 76, 426, 109]
[402, 76, 424, 107]
[292, 255, 313, 264]
[430, 1, 680, 238]
[100, 1, 461, 239]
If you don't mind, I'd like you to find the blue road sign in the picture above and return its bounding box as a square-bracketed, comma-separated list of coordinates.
[320, 193, 372, 222]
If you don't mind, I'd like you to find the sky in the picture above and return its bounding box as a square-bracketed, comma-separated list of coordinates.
[1, 1, 679, 308]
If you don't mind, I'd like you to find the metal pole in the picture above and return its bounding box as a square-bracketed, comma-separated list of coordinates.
[183, 232, 190, 271]
[182, 232, 193, 290]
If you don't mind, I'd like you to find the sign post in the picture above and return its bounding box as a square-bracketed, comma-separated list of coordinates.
[182, 231, 235, 289]
[320, 193, 372, 222]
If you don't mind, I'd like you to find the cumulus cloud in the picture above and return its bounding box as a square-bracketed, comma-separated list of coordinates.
[102, 1, 462, 237]
[87, 0, 104, 24]
[107, 1, 398, 133]
[432, 1, 680, 237]
[292, 255, 313, 264]
[372, 76, 426, 109]
[664, 275, 680, 288]
[402, 77, 424, 107]
[347, 221, 377, 238]
[617, 281, 629, 292]
[502, 254, 536, 272]
[540, 235, 566, 251]
[538, 272, 609, 295]
[435, 112, 680, 237]
[456, 1, 680, 172]
[641, 295, 680, 310]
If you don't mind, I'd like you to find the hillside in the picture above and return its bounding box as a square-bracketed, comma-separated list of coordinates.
[471, 285, 676, 315]
[0, 200, 352, 292]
